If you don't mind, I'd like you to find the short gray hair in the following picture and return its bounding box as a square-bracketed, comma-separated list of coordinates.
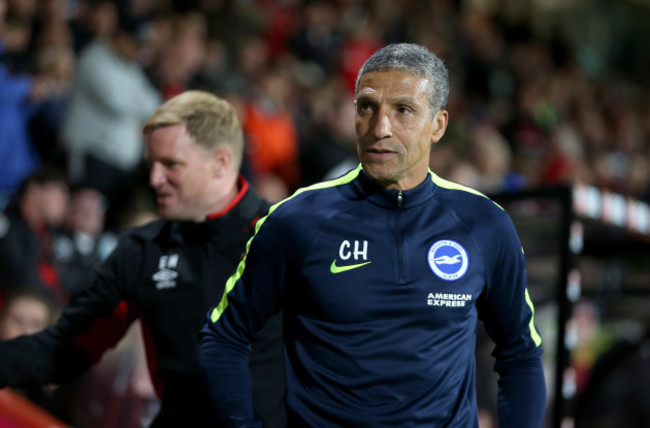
[355, 43, 449, 113]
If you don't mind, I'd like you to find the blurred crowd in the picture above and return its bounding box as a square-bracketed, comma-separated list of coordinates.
[1, 0, 648, 214]
[1, 0, 649, 426]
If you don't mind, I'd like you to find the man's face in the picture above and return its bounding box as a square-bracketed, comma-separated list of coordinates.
[0, 297, 50, 340]
[355, 70, 448, 190]
[145, 124, 216, 221]
[67, 188, 106, 236]
[39, 181, 69, 226]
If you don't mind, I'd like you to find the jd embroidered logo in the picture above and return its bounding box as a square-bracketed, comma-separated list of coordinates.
[153, 254, 179, 289]
[330, 240, 371, 274]
[427, 240, 469, 281]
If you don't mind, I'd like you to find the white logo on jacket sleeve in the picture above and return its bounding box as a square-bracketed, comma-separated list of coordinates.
[153, 254, 179, 289]
[427, 240, 469, 281]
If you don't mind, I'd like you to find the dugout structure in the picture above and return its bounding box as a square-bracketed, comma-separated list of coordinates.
[476, 185, 650, 428]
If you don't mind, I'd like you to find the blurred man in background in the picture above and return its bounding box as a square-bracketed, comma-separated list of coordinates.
[0, 91, 285, 428]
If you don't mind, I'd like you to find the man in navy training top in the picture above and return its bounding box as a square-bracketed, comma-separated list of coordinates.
[199, 43, 546, 427]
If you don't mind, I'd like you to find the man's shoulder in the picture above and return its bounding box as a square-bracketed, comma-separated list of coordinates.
[117, 219, 168, 243]
[430, 175, 521, 253]
[266, 186, 346, 229]
[0, 208, 34, 242]
[237, 186, 271, 223]
[270, 173, 358, 214]
[431, 174, 508, 222]
[78, 40, 109, 64]
[100, 220, 169, 269]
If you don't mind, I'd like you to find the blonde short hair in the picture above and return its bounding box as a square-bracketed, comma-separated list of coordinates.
[143, 90, 244, 171]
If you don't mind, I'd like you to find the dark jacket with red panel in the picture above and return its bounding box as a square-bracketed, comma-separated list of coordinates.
[0, 180, 286, 428]
[0, 206, 66, 306]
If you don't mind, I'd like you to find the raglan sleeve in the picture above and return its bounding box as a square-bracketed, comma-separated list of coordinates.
[199, 209, 289, 427]
[0, 234, 138, 388]
[476, 205, 546, 427]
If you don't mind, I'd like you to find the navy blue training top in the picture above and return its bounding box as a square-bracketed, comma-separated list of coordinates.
[200, 165, 545, 427]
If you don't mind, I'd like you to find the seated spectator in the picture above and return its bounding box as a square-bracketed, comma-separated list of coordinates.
[244, 67, 299, 198]
[0, 165, 69, 307]
[52, 186, 117, 301]
[0, 288, 57, 340]
[0, 288, 58, 411]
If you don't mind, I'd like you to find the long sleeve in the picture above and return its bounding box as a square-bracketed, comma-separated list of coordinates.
[476, 208, 546, 427]
[0, 329, 90, 387]
[199, 208, 287, 427]
[198, 325, 261, 427]
[495, 353, 546, 427]
[0, 235, 137, 388]
[0, 298, 134, 388]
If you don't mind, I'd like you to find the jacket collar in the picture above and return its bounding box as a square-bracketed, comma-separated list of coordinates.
[351, 168, 436, 209]
[165, 176, 266, 245]
[207, 176, 249, 220]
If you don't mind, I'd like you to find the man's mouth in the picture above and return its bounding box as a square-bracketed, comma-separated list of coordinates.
[156, 193, 172, 203]
[365, 147, 396, 160]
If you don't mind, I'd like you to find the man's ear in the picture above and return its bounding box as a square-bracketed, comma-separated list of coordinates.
[431, 110, 449, 144]
[212, 147, 233, 178]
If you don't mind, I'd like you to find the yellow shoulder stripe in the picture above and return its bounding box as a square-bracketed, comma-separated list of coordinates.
[210, 166, 363, 323]
[429, 170, 504, 211]
[525, 288, 543, 347]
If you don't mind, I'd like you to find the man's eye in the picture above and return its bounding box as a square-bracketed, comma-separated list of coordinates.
[358, 102, 374, 112]
[397, 106, 412, 114]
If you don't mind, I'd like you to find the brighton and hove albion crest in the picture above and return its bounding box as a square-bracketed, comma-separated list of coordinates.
[427, 240, 469, 281]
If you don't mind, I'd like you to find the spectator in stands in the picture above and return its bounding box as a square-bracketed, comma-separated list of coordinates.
[1, 0, 35, 73]
[69, 0, 118, 53]
[300, 80, 358, 184]
[0, 4, 59, 194]
[52, 186, 116, 301]
[468, 123, 526, 193]
[0, 288, 60, 413]
[0, 288, 57, 340]
[243, 66, 299, 200]
[288, 0, 341, 75]
[147, 12, 206, 100]
[62, 12, 160, 227]
[27, 29, 76, 166]
[0, 165, 69, 307]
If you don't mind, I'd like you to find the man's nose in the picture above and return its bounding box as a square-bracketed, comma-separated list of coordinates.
[149, 163, 165, 187]
[373, 109, 392, 139]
